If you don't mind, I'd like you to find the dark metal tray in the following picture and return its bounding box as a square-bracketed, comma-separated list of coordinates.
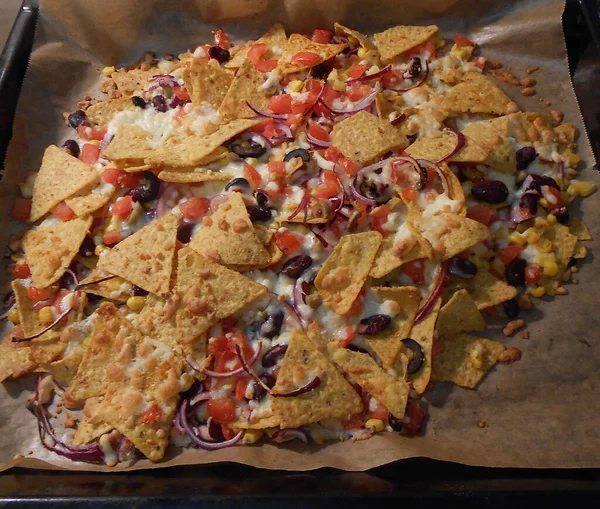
[1, 0, 599, 506]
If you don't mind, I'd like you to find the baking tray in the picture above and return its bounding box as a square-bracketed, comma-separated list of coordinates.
[0, 0, 599, 505]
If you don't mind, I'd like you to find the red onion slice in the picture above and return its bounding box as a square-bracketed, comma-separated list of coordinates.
[415, 159, 450, 196]
[32, 297, 54, 311]
[346, 65, 392, 84]
[387, 59, 430, 92]
[306, 132, 332, 148]
[76, 275, 117, 290]
[414, 261, 448, 324]
[391, 113, 407, 126]
[271, 428, 309, 443]
[436, 129, 466, 163]
[287, 185, 309, 221]
[310, 227, 329, 247]
[203, 343, 262, 379]
[179, 400, 244, 451]
[349, 176, 376, 207]
[246, 101, 287, 120]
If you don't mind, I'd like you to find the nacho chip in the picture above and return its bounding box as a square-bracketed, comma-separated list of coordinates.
[464, 269, 518, 309]
[224, 24, 287, 70]
[235, 414, 280, 430]
[573, 243, 587, 260]
[405, 131, 488, 165]
[73, 418, 113, 446]
[366, 286, 421, 367]
[328, 342, 409, 419]
[374, 25, 439, 63]
[78, 273, 130, 303]
[189, 193, 270, 266]
[432, 333, 505, 388]
[111, 68, 155, 96]
[65, 184, 116, 218]
[69, 302, 138, 401]
[436, 289, 486, 339]
[101, 125, 154, 164]
[406, 298, 441, 394]
[85, 97, 134, 126]
[23, 216, 93, 288]
[183, 60, 234, 109]
[42, 352, 83, 385]
[442, 72, 517, 116]
[547, 223, 578, 270]
[271, 330, 363, 428]
[334, 23, 377, 52]
[277, 34, 346, 75]
[569, 217, 592, 241]
[157, 170, 232, 183]
[370, 233, 430, 279]
[96, 214, 178, 296]
[219, 59, 272, 121]
[459, 117, 516, 173]
[0, 326, 36, 382]
[332, 111, 408, 166]
[315, 231, 382, 315]
[30, 145, 100, 222]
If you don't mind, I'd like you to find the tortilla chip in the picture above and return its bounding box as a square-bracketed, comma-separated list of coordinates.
[235, 414, 280, 430]
[547, 223, 578, 269]
[134, 247, 266, 350]
[219, 59, 272, 121]
[374, 25, 439, 63]
[334, 23, 377, 52]
[0, 326, 36, 382]
[366, 286, 421, 367]
[42, 352, 83, 385]
[436, 289, 486, 339]
[224, 228, 283, 272]
[224, 24, 287, 70]
[65, 184, 116, 218]
[272, 330, 363, 428]
[459, 117, 517, 173]
[464, 270, 518, 309]
[328, 342, 409, 419]
[111, 68, 155, 96]
[23, 216, 93, 288]
[69, 302, 138, 401]
[183, 60, 234, 109]
[405, 131, 488, 165]
[375, 94, 404, 124]
[85, 97, 134, 126]
[569, 217, 592, 241]
[73, 419, 113, 446]
[78, 273, 130, 302]
[442, 72, 517, 116]
[332, 111, 408, 165]
[432, 333, 506, 389]
[30, 145, 100, 222]
[102, 125, 154, 164]
[189, 193, 270, 267]
[406, 298, 441, 394]
[96, 214, 178, 296]
[315, 231, 382, 315]
[370, 233, 430, 279]
[157, 170, 232, 183]
[277, 34, 346, 75]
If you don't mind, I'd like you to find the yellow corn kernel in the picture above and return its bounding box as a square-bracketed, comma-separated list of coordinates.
[365, 418, 385, 433]
[569, 153, 581, 167]
[525, 229, 541, 244]
[530, 286, 546, 298]
[534, 217, 548, 230]
[357, 47, 368, 59]
[327, 68, 339, 83]
[94, 244, 107, 256]
[82, 335, 91, 349]
[536, 238, 553, 253]
[546, 213, 557, 225]
[106, 278, 123, 292]
[492, 258, 506, 276]
[242, 429, 264, 444]
[567, 182, 580, 197]
[535, 252, 556, 266]
[38, 306, 55, 325]
[126, 296, 146, 312]
[287, 80, 304, 93]
[7, 308, 19, 324]
[543, 261, 559, 277]
[88, 140, 101, 147]
[578, 180, 596, 197]
[509, 232, 527, 246]
[538, 198, 549, 209]
[333, 79, 346, 92]
[245, 158, 259, 167]
[102, 66, 115, 76]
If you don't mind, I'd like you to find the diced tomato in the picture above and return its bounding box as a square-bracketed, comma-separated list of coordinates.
[268, 161, 287, 177]
[118, 172, 142, 189]
[349, 64, 367, 79]
[180, 197, 210, 221]
[313, 170, 341, 200]
[249, 117, 275, 134]
[227, 327, 254, 360]
[346, 82, 372, 102]
[370, 399, 389, 421]
[28, 286, 50, 301]
[484, 306, 497, 318]
[467, 204, 497, 225]
[291, 52, 321, 67]
[381, 69, 404, 89]
[542, 186, 565, 209]
[339, 326, 357, 348]
[402, 259, 425, 284]
[173, 86, 191, 101]
[308, 122, 330, 143]
[208, 336, 229, 356]
[221, 424, 236, 440]
[401, 185, 418, 202]
[140, 403, 163, 424]
[248, 43, 267, 64]
[268, 94, 293, 114]
[407, 41, 437, 59]
[243, 164, 262, 189]
[400, 401, 427, 436]
[101, 167, 121, 184]
[525, 264, 541, 284]
[111, 196, 134, 219]
[12, 198, 31, 222]
[498, 245, 523, 265]
[215, 350, 238, 373]
[338, 157, 359, 176]
[213, 29, 230, 50]
[347, 293, 365, 317]
[235, 378, 250, 401]
[286, 113, 304, 128]
[472, 56, 486, 70]
[321, 84, 339, 104]
[274, 230, 303, 254]
[89, 126, 108, 141]
[370, 205, 391, 235]
[343, 414, 365, 430]
[80, 143, 99, 164]
[454, 35, 475, 47]
[312, 29, 331, 44]
[431, 336, 444, 358]
[255, 59, 278, 73]
[52, 202, 76, 222]
[207, 398, 237, 424]
[103, 229, 122, 246]
[324, 146, 343, 163]
[77, 124, 91, 140]
[221, 317, 237, 334]
[12, 263, 31, 279]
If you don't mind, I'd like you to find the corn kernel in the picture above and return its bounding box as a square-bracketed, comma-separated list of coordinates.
[538, 198, 549, 209]
[536, 238, 553, 253]
[88, 140, 101, 147]
[242, 429, 264, 444]
[38, 306, 55, 325]
[7, 308, 19, 324]
[102, 66, 115, 76]
[357, 47, 368, 59]
[327, 68, 339, 83]
[365, 418, 385, 433]
[10, 254, 24, 263]
[509, 232, 527, 246]
[534, 217, 548, 230]
[567, 182, 580, 197]
[492, 258, 506, 275]
[107, 278, 123, 292]
[525, 229, 541, 244]
[535, 252, 556, 265]
[578, 180, 596, 197]
[245, 158, 259, 166]
[333, 79, 347, 92]
[569, 153, 581, 167]
[543, 261, 559, 277]
[94, 244, 107, 256]
[288, 80, 304, 93]
[546, 213, 557, 225]
[530, 286, 546, 298]
[126, 296, 146, 311]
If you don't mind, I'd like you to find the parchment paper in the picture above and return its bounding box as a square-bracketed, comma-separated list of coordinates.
[1, 0, 599, 472]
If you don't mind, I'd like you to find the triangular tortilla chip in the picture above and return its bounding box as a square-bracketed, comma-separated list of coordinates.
[41, 351, 83, 385]
[235, 414, 280, 430]
[85, 97, 134, 126]
[432, 333, 505, 388]
[569, 217, 592, 241]
[183, 60, 234, 109]
[68, 302, 138, 401]
[442, 72, 517, 116]
[73, 418, 113, 446]
[374, 25, 439, 63]
[332, 111, 408, 165]
[65, 183, 116, 218]
[547, 223, 578, 269]
[157, 170, 232, 183]
[189, 193, 270, 267]
[436, 289, 486, 339]
[328, 342, 409, 419]
[23, 216, 93, 288]
[277, 34, 346, 75]
[0, 326, 36, 382]
[223, 225, 283, 272]
[224, 24, 287, 70]
[463, 270, 518, 310]
[405, 131, 488, 164]
[459, 117, 517, 173]
[78, 272, 130, 302]
[315, 231, 383, 315]
[366, 286, 421, 367]
[219, 59, 272, 121]
[370, 225, 430, 279]
[96, 214, 178, 296]
[101, 125, 155, 164]
[334, 23, 378, 52]
[30, 145, 100, 222]
[271, 330, 363, 428]
[111, 68, 156, 96]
